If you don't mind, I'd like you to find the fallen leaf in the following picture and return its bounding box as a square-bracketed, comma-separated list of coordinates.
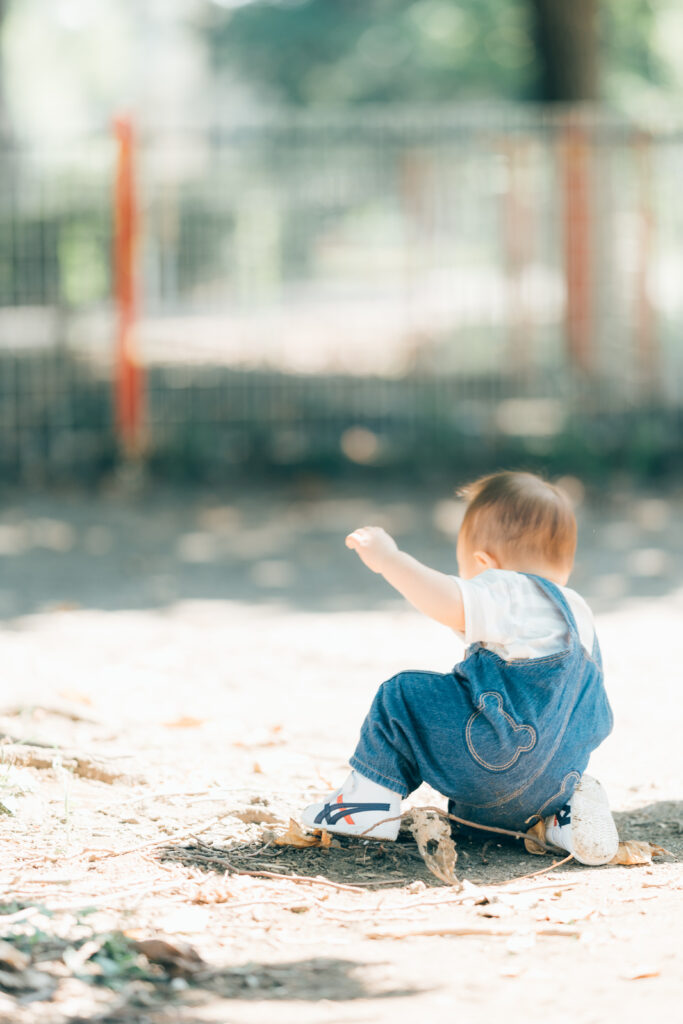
[275, 819, 331, 848]
[252, 762, 264, 774]
[610, 841, 673, 866]
[540, 904, 596, 924]
[58, 688, 92, 706]
[408, 807, 460, 888]
[132, 938, 205, 978]
[622, 967, 661, 980]
[524, 819, 550, 856]
[62, 939, 105, 973]
[163, 716, 204, 729]
[190, 882, 234, 905]
[0, 939, 29, 972]
[232, 807, 282, 825]
[234, 725, 286, 749]
[0, 966, 57, 998]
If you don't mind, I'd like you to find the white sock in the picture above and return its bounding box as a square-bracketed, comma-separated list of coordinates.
[340, 770, 401, 804]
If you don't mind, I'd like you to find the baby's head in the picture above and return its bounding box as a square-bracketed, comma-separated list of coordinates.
[456, 471, 577, 584]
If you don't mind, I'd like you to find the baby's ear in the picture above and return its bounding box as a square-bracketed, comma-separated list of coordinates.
[473, 550, 499, 571]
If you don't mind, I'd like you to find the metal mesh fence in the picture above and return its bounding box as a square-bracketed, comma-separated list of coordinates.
[1, 109, 682, 481]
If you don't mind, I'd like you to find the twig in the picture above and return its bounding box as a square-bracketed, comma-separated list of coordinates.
[316, 878, 579, 917]
[206, 863, 368, 894]
[39, 877, 183, 912]
[488, 853, 575, 885]
[82, 812, 237, 862]
[2, 876, 87, 888]
[1, 705, 102, 725]
[194, 897, 314, 911]
[1, 743, 138, 785]
[367, 923, 581, 940]
[361, 806, 557, 853]
[0, 906, 42, 926]
[497, 879, 579, 895]
[163, 851, 368, 893]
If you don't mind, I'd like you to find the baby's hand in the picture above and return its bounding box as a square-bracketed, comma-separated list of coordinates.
[345, 526, 399, 574]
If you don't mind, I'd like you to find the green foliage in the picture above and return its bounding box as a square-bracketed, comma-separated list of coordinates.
[207, 0, 536, 105]
[205, 0, 683, 108]
[600, 0, 672, 105]
[91, 932, 151, 988]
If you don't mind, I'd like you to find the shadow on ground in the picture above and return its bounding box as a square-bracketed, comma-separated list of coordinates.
[0, 482, 682, 619]
[63, 957, 417, 1024]
[161, 800, 682, 889]
[161, 831, 557, 890]
[614, 800, 683, 861]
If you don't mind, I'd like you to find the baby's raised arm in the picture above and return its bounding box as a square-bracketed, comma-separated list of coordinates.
[345, 526, 465, 632]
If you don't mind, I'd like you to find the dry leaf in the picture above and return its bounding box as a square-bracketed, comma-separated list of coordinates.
[524, 819, 549, 856]
[408, 807, 460, 888]
[232, 807, 282, 825]
[275, 819, 331, 848]
[252, 762, 264, 774]
[132, 938, 204, 978]
[610, 841, 672, 866]
[190, 882, 234, 905]
[622, 967, 661, 980]
[233, 725, 285, 749]
[0, 939, 30, 972]
[163, 716, 204, 729]
[58, 688, 92, 706]
[0, 966, 56, 998]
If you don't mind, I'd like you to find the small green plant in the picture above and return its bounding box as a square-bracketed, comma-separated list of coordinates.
[91, 932, 161, 990]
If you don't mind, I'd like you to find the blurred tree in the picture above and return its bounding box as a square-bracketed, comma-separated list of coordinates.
[0, 0, 9, 134]
[529, 0, 597, 101]
[206, 0, 537, 105]
[204, 0, 675, 110]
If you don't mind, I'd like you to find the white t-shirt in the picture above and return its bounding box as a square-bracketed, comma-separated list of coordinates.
[453, 569, 595, 662]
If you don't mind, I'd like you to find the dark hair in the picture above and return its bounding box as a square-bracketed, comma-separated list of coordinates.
[459, 471, 577, 568]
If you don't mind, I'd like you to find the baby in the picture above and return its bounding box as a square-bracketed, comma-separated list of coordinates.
[302, 471, 618, 865]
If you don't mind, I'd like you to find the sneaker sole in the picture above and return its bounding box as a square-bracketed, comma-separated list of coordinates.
[569, 776, 619, 866]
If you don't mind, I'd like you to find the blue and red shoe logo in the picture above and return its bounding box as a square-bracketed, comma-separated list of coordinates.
[314, 793, 391, 827]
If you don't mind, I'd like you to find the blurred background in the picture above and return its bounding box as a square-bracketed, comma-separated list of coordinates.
[1, 0, 682, 485]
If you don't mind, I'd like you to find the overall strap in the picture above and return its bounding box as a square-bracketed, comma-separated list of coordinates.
[523, 573, 580, 639]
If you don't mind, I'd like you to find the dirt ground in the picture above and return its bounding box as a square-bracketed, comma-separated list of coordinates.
[0, 476, 681, 1024]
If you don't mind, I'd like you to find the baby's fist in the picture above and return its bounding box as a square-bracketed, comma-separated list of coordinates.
[345, 526, 398, 573]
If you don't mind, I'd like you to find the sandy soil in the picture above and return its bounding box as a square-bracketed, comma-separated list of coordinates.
[0, 477, 681, 1023]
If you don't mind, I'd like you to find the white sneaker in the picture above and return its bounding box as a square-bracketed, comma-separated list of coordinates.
[301, 770, 401, 841]
[544, 774, 619, 866]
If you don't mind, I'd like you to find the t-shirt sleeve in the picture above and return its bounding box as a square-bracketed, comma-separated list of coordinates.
[451, 571, 518, 646]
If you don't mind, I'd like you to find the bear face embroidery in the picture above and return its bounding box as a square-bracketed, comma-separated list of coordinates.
[465, 691, 536, 771]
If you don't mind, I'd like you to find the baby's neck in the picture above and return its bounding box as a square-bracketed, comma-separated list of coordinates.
[497, 560, 570, 586]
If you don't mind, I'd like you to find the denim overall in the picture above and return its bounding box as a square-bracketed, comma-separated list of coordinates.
[350, 574, 613, 831]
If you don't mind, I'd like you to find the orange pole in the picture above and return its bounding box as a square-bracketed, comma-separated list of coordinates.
[634, 130, 657, 396]
[503, 138, 533, 376]
[113, 116, 145, 455]
[562, 127, 593, 374]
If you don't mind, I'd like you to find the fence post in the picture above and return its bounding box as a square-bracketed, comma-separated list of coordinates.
[503, 138, 533, 379]
[634, 130, 657, 397]
[113, 116, 145, 457]
[561, 122, 593, 374]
